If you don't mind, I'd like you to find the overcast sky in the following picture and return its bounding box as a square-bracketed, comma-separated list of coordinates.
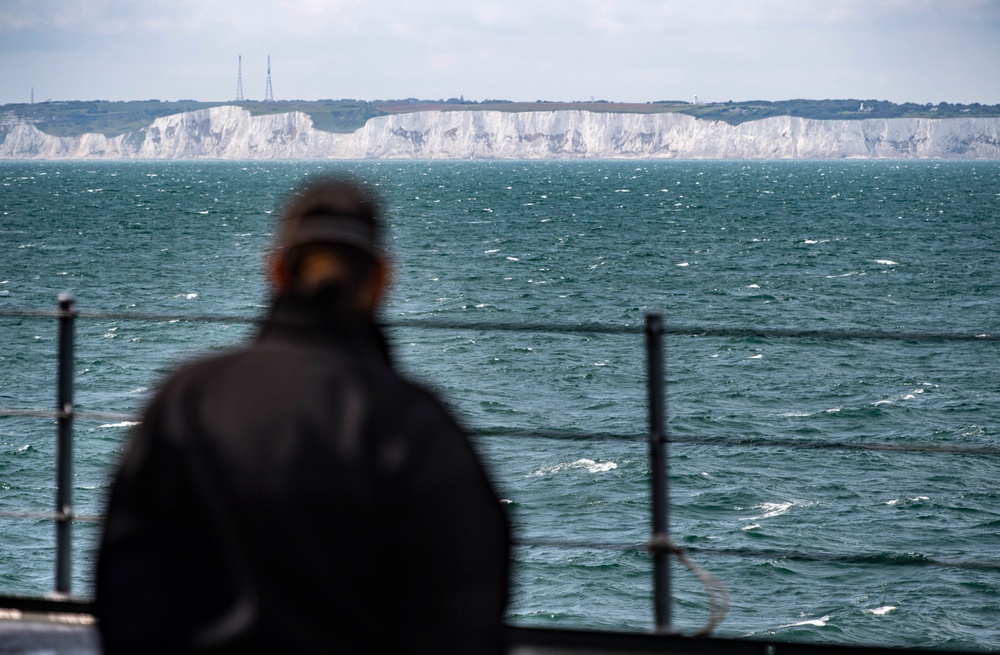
[2, 0, 998, 106]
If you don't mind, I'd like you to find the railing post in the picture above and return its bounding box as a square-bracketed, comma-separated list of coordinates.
[55, 294, 76, 595]
[646, 312, 671, 633]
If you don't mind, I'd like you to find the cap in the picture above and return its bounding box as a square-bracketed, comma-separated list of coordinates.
[284, 214, 379, 257]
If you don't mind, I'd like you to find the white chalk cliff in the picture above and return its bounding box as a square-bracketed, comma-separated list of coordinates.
[2, 105, 999, 159]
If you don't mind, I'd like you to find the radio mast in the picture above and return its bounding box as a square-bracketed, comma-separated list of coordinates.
[236, 55, 245, 102]
[264, 55, 274, 102]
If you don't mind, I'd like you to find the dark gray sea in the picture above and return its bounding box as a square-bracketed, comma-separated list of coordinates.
[1, 160, 999, 650]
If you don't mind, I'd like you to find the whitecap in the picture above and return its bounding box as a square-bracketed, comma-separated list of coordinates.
[875, 259, 898, 266]
[749, 501, 794, 520]
[785, 615, 831, 628]
[866, 606, 897, 616]
[886, 496, 929, 505]
[748, 354, 763, 359]
[532, 459, 618, 476]
[100, 421, 140, 429]
[676, 262, 689, 267]
[484, 249, 500, 254]
[747, 284, 760, 289]
[874, 388, 924, 406]
[506, 257, 519, 261]
[742, 523, 761, 531]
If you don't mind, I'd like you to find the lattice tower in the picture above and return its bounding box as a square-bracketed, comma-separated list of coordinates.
[236, 55, 245, 102]
[264, 55, 274, 102]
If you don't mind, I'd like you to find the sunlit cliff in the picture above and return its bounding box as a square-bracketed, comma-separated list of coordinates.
[2, 105, 998, 159]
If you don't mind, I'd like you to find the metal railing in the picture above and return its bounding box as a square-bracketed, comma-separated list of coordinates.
[1, 298, 999, 634]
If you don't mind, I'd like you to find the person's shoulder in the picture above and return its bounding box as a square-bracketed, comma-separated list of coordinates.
[381, 372, 468, 436]
[390, 371, 454, 411]
[148, 346, 251, 398]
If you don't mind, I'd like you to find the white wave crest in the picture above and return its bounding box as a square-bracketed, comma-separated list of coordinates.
[749, 501, 795, 520]
[885, 496, 930, 506]
[784, 615, 831, 628]
[532, 458, 618, 476]
[866, 606, 897, 616]
[873, 387, 925, 406]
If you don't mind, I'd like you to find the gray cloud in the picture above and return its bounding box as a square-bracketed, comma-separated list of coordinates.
[1, 0, 997, 105]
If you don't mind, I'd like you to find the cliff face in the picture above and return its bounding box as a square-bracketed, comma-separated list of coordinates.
[2, 105, 999, 159]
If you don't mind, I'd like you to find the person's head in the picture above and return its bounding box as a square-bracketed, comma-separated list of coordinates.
[269, 177, 390, 315]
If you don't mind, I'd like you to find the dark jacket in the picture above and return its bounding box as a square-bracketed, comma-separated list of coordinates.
[97, 295, 511, 654]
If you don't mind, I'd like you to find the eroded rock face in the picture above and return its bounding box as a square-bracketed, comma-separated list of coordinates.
[2, 105, 999, 160]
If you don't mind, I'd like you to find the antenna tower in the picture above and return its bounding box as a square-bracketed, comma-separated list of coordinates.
[264, 55, 274, 102]
[236, 55, 245, 102]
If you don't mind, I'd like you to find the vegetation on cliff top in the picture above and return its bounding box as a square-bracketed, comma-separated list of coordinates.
[2, 98, 999, 138]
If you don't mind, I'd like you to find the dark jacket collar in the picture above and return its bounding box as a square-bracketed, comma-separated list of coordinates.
[258, 293, 392, 363]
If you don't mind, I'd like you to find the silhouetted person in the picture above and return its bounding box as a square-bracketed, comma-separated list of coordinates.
[97, 177, 511, 654]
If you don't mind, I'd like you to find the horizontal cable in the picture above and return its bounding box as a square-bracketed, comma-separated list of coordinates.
[0, 512, 994, 572]
[0, 511, 103, 524]
[684, 546, 1000, 571]
[665, 434, 1000, 456]
[473, 428, 1000, 456]
[0, 408, 137, 422]
[1, 308, 996, 342]
[385, 317, 638, 335]
[4, 412, 997, 457]
[0, 309, 256, 324]
[475, 427, 641, 442]
[514, 539, 1000, 572]
[659, 325, 999, 343]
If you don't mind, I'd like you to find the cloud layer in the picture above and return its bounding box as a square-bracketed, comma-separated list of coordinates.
[2, 0, 998, 105]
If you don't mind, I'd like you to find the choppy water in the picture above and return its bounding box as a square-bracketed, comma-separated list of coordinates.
[2, 160, 999, 650]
